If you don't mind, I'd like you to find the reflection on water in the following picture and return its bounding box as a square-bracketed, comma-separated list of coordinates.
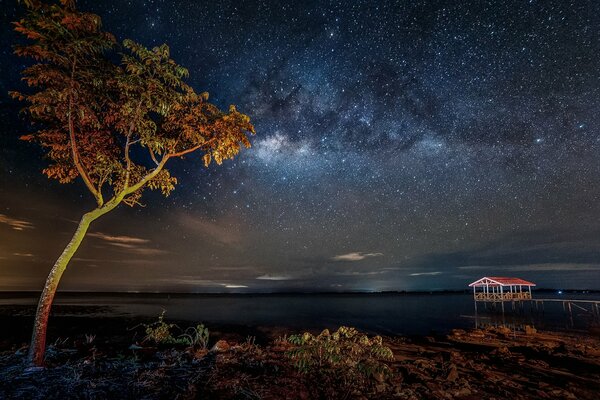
[0, 292, 598, 335]
[473, 297, 600, 332]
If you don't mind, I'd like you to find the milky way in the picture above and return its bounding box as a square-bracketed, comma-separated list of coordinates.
[1, 0, 599, 292]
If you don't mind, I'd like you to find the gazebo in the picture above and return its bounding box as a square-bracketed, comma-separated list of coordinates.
[468, 277, 536, 311]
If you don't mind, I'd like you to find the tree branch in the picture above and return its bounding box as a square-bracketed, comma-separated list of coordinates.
[118, 138, 216, 200]
[148, 147, 160, 166]
[168, 137, 217, 158]
[120, 156, 169, 198]
[123, 98, 145, 189]
[68, 59, 103, 206]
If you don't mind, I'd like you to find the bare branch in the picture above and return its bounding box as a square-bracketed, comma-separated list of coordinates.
[122, 197, 146, 207]
[123, 98, 144, 189]
[68, 59, 103, 206]
[97, 172, 108, 198]
[119, 138, 215, 199]
[123, 133, 133, 187]
[148, 147, 160, 166]
[168, 137, 217, 158]
[120, 155, 169, 198]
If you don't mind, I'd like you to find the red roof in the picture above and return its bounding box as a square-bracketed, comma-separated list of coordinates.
[468, 277, 536, 287]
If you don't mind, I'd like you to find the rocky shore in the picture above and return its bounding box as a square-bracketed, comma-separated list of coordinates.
[1, 320, 599, 399]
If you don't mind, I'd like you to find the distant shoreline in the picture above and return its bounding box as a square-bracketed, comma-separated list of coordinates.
[1, 288, 599, 296]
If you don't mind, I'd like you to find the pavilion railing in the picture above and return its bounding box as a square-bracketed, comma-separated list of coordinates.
[474, 292, 532, 301]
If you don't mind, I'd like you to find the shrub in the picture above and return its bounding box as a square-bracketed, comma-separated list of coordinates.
[141, 312, 211, 348]
[286, 326, 394, 379]
[143, 311, 178, 345]
[181, 323, 210, 349]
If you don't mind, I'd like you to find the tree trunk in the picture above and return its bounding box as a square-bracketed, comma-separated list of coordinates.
[27, 208, 104, 366]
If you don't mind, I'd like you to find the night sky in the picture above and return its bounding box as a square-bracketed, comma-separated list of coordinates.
[1, 0, 600, 292]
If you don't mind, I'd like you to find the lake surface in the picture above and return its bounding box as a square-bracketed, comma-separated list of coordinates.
[1, 292, 598, 335]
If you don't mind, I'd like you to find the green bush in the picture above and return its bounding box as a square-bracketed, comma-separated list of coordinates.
[181, 323, 210, 349]
[286, 326, 394, 379]
[142, 311, 209, 347]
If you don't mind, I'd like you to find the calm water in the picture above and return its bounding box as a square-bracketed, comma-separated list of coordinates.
[1, 292, 598, 335]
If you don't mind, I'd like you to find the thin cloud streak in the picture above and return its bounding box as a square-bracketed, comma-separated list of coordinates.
[178, 215, 243, 245]
[458, 263, 600, 272]
[331, 252, 383, 262]
[87, 232, 166, 256]
[12, 253, 34, 257]
[0, 214, 34, 231]
[256, 274, 293, 280]
[409, 271, 443, 276]
[88, 232, 150, 245]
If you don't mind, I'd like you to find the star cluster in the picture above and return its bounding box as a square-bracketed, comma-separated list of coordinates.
[1, 0, 599, 292]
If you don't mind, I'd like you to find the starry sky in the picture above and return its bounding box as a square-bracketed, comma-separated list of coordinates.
[1, 0, 600, 292]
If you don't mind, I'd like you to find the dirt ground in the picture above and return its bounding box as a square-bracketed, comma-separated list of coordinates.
[0, 309, 599, 399]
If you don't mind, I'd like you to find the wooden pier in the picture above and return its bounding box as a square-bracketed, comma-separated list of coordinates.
[530, 298, 600, 317]
[468, 277, 600, 318]
[469, 276, 535, 313]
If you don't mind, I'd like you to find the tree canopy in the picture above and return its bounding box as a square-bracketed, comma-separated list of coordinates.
[11, 0, 254, 208]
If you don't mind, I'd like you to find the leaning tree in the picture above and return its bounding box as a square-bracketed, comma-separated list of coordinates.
[10, 0, 254, 367]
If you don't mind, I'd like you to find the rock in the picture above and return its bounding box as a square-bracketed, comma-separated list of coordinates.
[211, 340, 230, 352]
[524, 325, 537, 335]
[373, 372, 386, 383]
[14, 346, 28, 356]
[496, 326, 512, 336]
[375, 383, 387, 393]
[469, 330, 485, 339]
[446, 365, 459, 382]
[453, 387, 472, 397]
[490, 346, 511, 357]
[194, 348, 208, 359]
[22, 366, 45, 374]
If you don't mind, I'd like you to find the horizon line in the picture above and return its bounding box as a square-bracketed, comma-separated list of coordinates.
[1, 288, 598, 295]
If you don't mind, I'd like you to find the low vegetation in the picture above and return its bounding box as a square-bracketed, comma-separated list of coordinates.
[141, 311, 210, 348]
[1, 315, 599, 399]
[287, 326, 394, 376]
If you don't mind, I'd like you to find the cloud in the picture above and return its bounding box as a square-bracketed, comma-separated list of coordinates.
[157, 277, 217, 286]
[409, 271, 443, 276]
[178, 215, 242, 245]
[13, 252, 34, 257]
[87, 232, 166, 256]
[332, 252, 383, 262]
[458, 263, 600, 272]
[156, 278, 249, 289]
[0, 214, 34, 231]
[256, 274, 293, 281]
[88, 232, 150, 245]
[335, 270, 388, 276]
[72, 257, 163, 266]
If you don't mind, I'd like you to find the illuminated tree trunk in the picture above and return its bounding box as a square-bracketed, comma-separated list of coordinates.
[28, 207, 107, 366]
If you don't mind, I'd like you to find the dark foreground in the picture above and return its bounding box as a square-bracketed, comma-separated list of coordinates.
[0, 311, 599, 399]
